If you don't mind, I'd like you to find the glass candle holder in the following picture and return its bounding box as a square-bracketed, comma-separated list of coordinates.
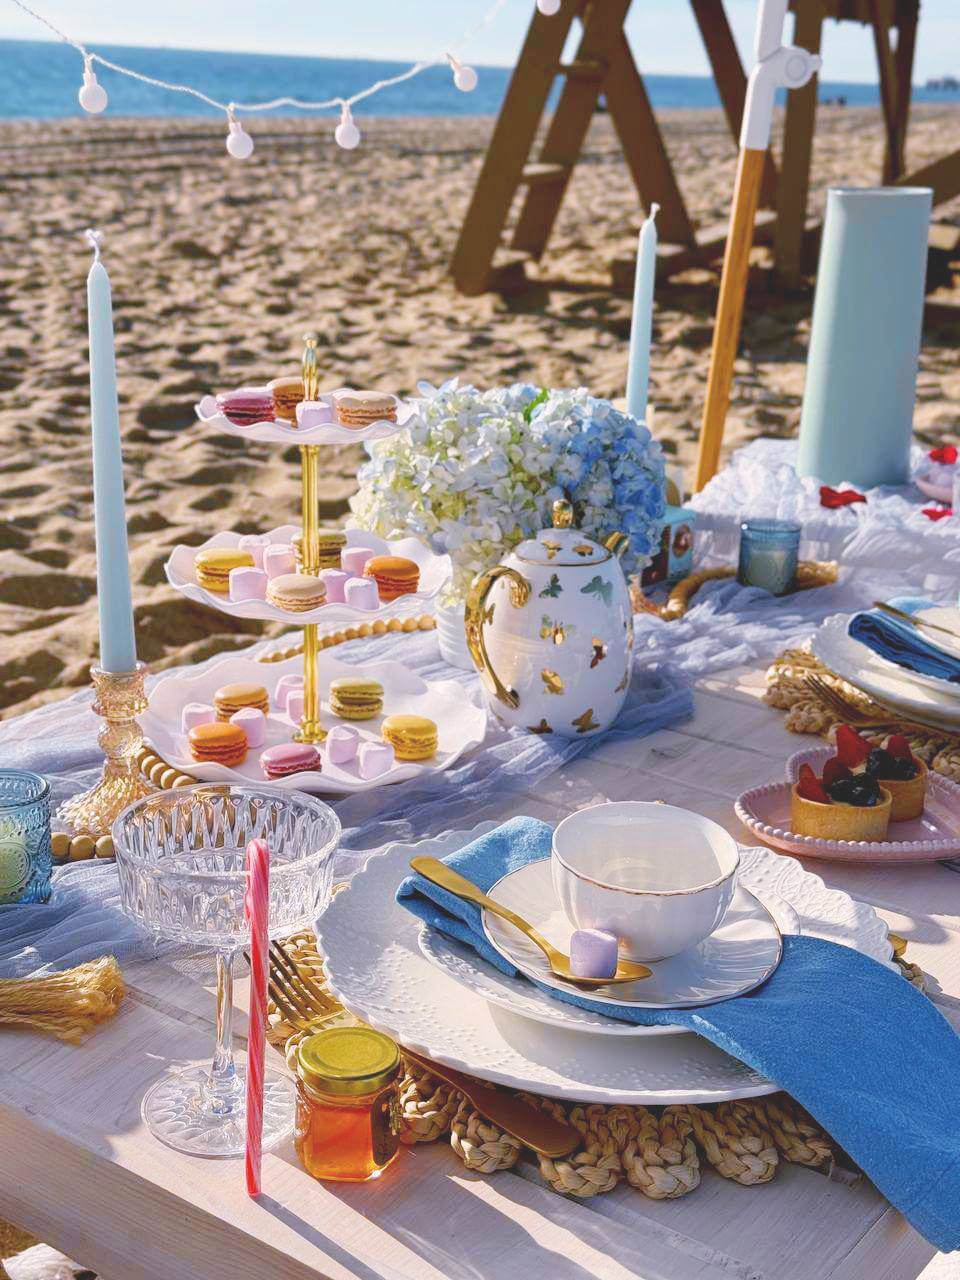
[737, 519, 801, 596]
[0, 770, 52, 904]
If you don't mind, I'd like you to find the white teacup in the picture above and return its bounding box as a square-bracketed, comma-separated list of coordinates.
[551, 802, 740, 963]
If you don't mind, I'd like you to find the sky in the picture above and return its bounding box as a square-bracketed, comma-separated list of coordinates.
[1, 0, 958, 83]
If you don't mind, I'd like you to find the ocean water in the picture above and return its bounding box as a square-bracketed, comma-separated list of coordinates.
[2, 38, 956, 120]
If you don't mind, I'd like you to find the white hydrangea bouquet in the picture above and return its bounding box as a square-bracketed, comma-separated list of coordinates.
[350, 379, 667, 606]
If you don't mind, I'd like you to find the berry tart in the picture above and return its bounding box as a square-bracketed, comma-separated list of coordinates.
[790, 726, 893, 840]
[861, 733, 928, 822]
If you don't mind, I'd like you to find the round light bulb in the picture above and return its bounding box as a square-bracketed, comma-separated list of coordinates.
[78, 66, 108, 114]
[335, 106, 361, 150]
[537, 0, 561, 13]
[454, 63, 478, 93]
[226, 119, 254, 160]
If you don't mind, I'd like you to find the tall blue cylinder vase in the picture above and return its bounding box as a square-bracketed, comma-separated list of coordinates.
[797, 186, 932, 489]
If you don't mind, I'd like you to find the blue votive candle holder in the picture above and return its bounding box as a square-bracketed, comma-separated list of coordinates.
[737, 519, 801, 596]
[0, 770, 52, 904]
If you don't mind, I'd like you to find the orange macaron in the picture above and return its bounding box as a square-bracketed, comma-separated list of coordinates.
[363, 555, 420, 602]
[188, 722, 248, 767]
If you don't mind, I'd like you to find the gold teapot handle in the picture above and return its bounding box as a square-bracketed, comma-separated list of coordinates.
[464, 566, 531, 709]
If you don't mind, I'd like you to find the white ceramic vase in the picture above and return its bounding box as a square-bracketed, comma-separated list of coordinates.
[435, 602, 474, 671]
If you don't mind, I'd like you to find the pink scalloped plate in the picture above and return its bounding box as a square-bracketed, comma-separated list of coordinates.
[735, 752, 960, 863]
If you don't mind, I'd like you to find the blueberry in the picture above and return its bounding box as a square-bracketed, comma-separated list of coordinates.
[847, 777, 881, 807]
[866, 748, 894, 778]
[829, 777, 857, 803]
[889, 756, 918, 781]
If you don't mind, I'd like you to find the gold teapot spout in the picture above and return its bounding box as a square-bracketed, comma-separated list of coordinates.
[604, 531, 630, 559]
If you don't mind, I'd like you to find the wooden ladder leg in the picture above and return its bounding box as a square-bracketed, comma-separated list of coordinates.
[773, 0, 824, 285]
[870, 0, 905, 182]
[450, 2, 576, 295]
[603, 30, 696, 247]
[891, 0, 919, 177]
[511, 0, 635, 261]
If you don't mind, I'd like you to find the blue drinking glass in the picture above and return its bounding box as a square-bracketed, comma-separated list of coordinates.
[0, 770, 52, 904]
[737, 519, 801, 596]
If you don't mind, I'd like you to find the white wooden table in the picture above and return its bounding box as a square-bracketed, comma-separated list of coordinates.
[2, 663, 958, 1280]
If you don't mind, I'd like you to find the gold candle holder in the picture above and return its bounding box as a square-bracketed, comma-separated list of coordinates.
[58, 663, 154, 835]
[295, 332, 326, 745]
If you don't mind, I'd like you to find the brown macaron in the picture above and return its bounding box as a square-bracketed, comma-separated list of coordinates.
[268, 376, 305, 423]
[189, 722, 248, 767]
[333, 389, 397, 428]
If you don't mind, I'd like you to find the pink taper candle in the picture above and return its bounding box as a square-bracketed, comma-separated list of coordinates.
[244, 837, 270, 1197]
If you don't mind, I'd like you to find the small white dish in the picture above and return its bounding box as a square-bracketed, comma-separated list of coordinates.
[552, 802, 739, 962]
[482, 859, 780, 1009]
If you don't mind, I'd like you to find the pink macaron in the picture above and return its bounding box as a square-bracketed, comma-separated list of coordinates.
[341, 545, 375, 577]
[260, 742, 320, 780]
[217, 388, 273, 426]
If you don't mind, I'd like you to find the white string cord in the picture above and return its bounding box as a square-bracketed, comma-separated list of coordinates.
[7, 0, 518, 152]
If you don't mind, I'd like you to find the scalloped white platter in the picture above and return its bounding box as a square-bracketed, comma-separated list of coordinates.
[194, 386, 419, 446]
[141, 651, 487, 796]
[810, 613, 960, 729]
[316, 823, 892, 1105]
[165, 524, 451, 625]
[735, 747, 960, 863]
[417, 841, 891, 1038]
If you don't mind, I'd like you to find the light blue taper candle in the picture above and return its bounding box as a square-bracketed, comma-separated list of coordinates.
[85, 229, 137, 674]
[625, 203, 659, 423]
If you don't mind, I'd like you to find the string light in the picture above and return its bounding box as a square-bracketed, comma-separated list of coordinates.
[334, 103, 361, 150]
[8, 0, 520, 159]
[537, 0, 561, 13]
[447, 54, 478, 93]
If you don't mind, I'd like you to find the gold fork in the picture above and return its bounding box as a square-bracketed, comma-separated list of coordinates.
[265, 939, 341, 1033]
[802, 673, 900, 730]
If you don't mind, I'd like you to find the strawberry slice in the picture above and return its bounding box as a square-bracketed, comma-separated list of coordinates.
[822, 758, 853, 788]
[886, 734, 913, 761]
[835, 724, 872, 768]
[797, 763, 830, 804]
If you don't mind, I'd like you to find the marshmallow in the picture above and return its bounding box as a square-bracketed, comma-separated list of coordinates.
[230, 706, 267, 750]
[358, 740, 394, 779]
[326, 724, 360, 765]
[228, 566, 268, 603]
[274, 674, 303, 711]
[319, 568, 350, 604]
[237, 534, 271, 570]
[341, 545, 375, 577]
[344, 576, 379, 610]
[263, 544, 297, 580]
[286, 689, 305, 724]
[181, 702, 215, 735]
[569, 929, 619, 980]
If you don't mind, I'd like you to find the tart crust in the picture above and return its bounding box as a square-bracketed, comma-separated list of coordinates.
[790, 783, 892, 841]
[882, 758, 928, 822]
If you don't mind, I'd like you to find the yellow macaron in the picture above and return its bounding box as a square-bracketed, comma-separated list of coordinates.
[381, 714, 437, 761]
[195, 548, 255, 593]
[329, 677, 384, 720]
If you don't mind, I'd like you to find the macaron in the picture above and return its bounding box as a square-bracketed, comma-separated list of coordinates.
[230, 706, 267, 750]
[266, 573, 327, 613]
[189, 722, 248, 767]
[325, 724, 360, 766]
[381, 714, 437, 761]
[341, 545, 375, 577]
[216, 388, 273, 426]
[213, 682, 270, 721]
[181, 702, 215, 735]
[363, 555, 420, 602]
[229, 566, 268, 603]
[333, 389, 398, 428]
[195, 548, 255, 593]
[320, 568, 350, 603]
[329, 676, 384, 720]
[260, 742, 320, 780]
[268, 376, 304, 423]
[292, 529, 346, 572]
[344, 577, 379, 610]
[263, 544, 297, 580]
[358, 741, 394, 779]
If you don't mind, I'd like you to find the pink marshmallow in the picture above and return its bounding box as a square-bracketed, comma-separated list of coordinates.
[263, 544, 297, 579]
[344, 576, 380, 611]
[238, 535, 271, 570]
[358, 740, 394, 779]
[320, 568, 350, 604]
[230, 706, 267, 750]
[296, 401, 335, 429]
[569, 929, 619, 980]
[341, 545, 375, 577]
[229, 566, 268, 603]
[325, 724, 360, 766]
[181, 702, 215, 735]
[286, 689, 305, 723]
[274, 674, 303, 711]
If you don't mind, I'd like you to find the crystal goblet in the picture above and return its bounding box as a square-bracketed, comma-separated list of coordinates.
[113, 784, 340, 1158]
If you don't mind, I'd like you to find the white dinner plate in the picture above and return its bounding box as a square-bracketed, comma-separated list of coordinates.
[481, 861, 781, 1009]
[165, 524, 451, 626]
[811, 614, 960, 730]
[317, 824, 893, 1105]
[912, 606, 960, 661]
[141, 651, 487, 795]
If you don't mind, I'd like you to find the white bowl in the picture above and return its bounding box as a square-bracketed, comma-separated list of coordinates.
[551, 802, 740, 962]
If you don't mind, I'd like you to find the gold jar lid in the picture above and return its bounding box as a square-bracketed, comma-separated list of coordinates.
[297, 1027, 400, 1097]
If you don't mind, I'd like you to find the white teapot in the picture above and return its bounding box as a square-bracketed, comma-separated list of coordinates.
[465, 499, 634, 738]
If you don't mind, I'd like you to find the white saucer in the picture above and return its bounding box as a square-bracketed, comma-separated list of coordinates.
[480, 860, 782, 1010]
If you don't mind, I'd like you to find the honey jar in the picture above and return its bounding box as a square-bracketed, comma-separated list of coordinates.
[294, 1027, 401, 1182]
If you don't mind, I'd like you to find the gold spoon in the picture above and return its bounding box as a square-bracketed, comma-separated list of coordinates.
[872, 601, 960, 645]
[410, 856, 652, 988]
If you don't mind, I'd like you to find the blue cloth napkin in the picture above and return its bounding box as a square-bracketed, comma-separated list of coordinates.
[397, 817, 960, 1250]
[848, 596, 960, 683]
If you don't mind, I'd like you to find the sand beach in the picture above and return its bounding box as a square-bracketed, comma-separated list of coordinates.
[0, 103, 958, 720]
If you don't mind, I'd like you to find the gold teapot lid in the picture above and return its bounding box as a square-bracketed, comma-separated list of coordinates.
[513, 499, 624, 567]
